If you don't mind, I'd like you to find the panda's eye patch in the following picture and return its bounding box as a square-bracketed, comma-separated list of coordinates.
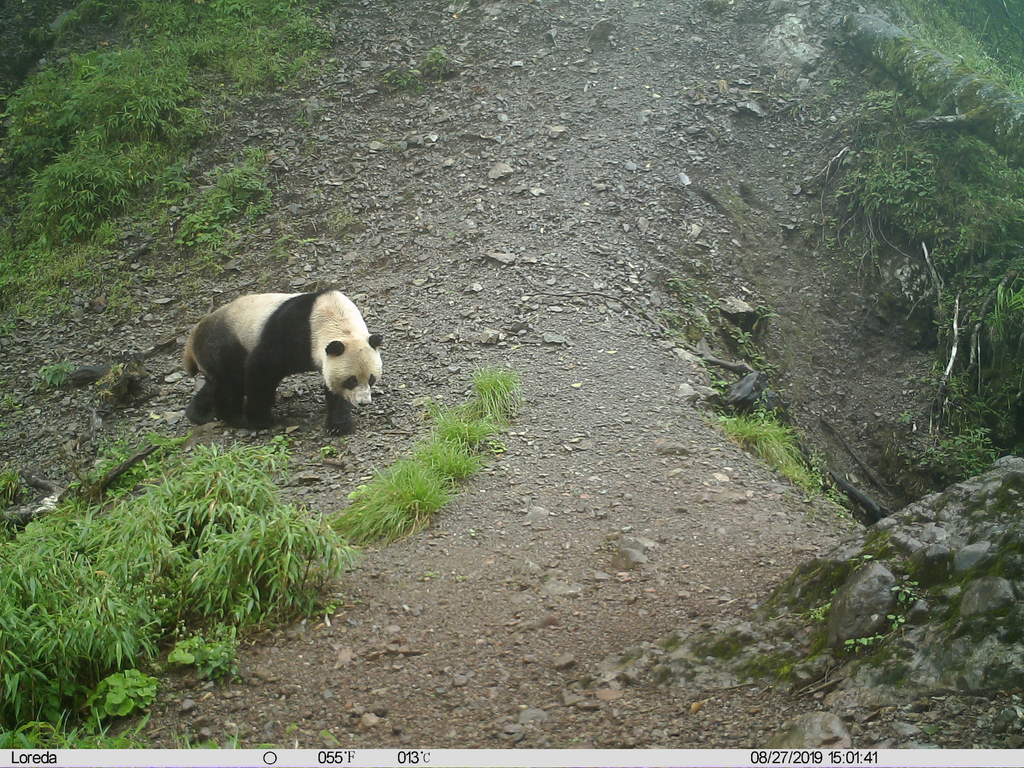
[369, 375, 377, 386]
[342, 376, 359, 390]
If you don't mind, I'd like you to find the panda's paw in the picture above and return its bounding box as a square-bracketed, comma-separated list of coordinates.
[185, 405, 215, 425]
[185, 394, 216, 425]
[324, 417, 354, 436]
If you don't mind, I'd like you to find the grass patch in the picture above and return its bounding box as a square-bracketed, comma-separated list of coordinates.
[0, 0, 331, 313]
[831, 0, 1024, 480]
[0, 717, 150, 749]
[470, 366, 521, 424]
[0, 435, 355, 730]
[719, 412, 819, 493]
[176, 149, 272, 252]
[332, 367, 521, 545]
[838, 90, 1024, 276]
[412, 439, 483, 481]
[902, 0, 1024, 92]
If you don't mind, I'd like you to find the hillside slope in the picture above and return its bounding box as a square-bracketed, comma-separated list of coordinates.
[2, 0, 1008, 749]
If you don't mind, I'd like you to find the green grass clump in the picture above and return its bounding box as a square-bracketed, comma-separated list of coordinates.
[413, 439, 483, 481]
[337, 459, 452, 545]
[0, 469, 19, 509]
[0, 436, 355, 729]
[0, 0, 331, 312]
[429, 404, 499, 451]
[719, 412, 818, 493]
[176, 150, 272, 251]
[0, 718, 149, 749]
[332, 368, 521, 545]
[471, 366, 522, 424]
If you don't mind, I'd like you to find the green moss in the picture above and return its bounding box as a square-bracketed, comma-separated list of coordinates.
[862, 529, 897, 560]
[736, 650, 798, 681]
[692, 633, 745, 662]
[873, 659, 910, 686]
[656, 631, 684, 653]
[765, 556, 856, 614]
[806, 625, 830, 658]
[994, 551, 1024, 580]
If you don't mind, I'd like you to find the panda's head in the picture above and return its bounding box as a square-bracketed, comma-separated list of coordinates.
[311, 291, 382, 408]
[323, 334, 383, 408]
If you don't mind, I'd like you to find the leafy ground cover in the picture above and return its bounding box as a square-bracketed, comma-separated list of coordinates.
[0, 437, 354, 736]
[0, 0, 329, 313]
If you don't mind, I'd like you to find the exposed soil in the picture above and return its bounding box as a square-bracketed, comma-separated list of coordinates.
[1, 0, 1004, 751]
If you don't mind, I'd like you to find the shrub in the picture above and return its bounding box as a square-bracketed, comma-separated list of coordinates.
[0, 438, 355, 728]
[84, 670, 158, 727]
[167, 625, 239, 681]
[176, 151, 271, 251]
[34, 362, 74, 391]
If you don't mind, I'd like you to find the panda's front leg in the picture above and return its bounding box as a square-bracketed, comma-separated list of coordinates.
[242, 365, 281, 430]
[324, 388, 355, 435]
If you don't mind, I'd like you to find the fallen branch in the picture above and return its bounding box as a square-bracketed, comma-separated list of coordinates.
[818, 418, 889, 492]
[6, 442, 168, 527]
[22, 472, 63, 495]
[828, 469, 888, 525]
[690, 338, 756, 374]
[700, 354, 756, 375]
[2, 473, 69, 529]
[846, 13, 1024, 167]
[69, 331, 181, 388]
[85, 443, 162, 501]
[913, 114, 977, 130]
[2, 491, 63, 528]
[794, 673, 844, 699]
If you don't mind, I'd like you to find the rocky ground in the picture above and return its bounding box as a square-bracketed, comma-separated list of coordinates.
[1, 0, 1015, 751]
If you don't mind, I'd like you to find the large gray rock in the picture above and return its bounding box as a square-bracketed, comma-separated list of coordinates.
[910, 542, 952, 586]
[760, 15, 823, 74]
[954, 541, 994, 572]
[771, 456, 1024, 698]
[826, 561, 897, 648]
[959, 577, 1015, 617]
[591, 455, 1024, 738]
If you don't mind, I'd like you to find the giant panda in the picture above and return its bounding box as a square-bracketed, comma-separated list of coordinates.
[182, 289, 382, 435]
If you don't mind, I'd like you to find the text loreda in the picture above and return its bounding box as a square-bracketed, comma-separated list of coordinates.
[10, 753, 57, 764]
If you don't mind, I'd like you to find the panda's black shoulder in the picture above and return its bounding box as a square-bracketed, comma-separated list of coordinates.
[258, 292, 320, 350]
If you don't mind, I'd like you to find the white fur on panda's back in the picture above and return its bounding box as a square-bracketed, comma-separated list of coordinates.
[221, 293, 296, 350]
[312, 291, 367, 333]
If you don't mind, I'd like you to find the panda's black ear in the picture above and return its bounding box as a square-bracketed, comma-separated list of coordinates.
[368, 333, 383, 350]
[326, 340, 346, 357]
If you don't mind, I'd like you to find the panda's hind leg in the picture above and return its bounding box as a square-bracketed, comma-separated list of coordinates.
[212, 370, 247, 428]
[185, 381, 216, 424]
